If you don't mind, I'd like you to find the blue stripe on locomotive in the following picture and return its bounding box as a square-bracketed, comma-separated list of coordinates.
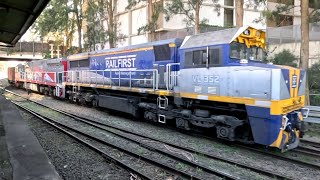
[88, 39, 182, 87]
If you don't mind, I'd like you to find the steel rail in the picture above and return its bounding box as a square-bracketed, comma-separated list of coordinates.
[293, 148, 320, 158]
[300, 139, 320, 148]
[232, 144, 320, 170]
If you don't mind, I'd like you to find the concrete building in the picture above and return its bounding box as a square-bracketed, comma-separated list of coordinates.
[109, 0, 266, 48]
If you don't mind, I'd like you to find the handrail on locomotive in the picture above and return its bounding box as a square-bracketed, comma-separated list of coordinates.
[20, 62, 180, 91]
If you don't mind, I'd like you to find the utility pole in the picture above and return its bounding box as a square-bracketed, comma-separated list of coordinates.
[235, 0, 244, 27]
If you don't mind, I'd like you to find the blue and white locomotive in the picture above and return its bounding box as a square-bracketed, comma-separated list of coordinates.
[59, 26, 307, 151]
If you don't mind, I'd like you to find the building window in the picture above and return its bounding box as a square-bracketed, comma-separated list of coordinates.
[224, 9, 234, 27]
[224, 0, 234, 6]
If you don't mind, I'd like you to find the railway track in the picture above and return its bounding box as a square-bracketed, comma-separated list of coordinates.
[14, 102, 222, 180]
[190, 131, 320, 171]
[4, 88, 300, 180]
[294, 139, 320, 158]
[9, 97, 239, 179]
[233, 144, 320, 170]
[300, 139, 320, 148]
[294, 146, 320, 158]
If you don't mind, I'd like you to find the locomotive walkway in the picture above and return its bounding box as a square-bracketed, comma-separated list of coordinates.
[0, 94, 61, 180]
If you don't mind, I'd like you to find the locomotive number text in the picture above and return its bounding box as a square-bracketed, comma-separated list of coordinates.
[192, 75, 220, 83]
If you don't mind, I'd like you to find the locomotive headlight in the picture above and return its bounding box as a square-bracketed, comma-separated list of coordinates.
[255, 31, 261, 37]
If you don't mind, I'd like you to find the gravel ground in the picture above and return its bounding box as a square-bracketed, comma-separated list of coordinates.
[17, 107, 131, 180]
[4, 88, 320, 180]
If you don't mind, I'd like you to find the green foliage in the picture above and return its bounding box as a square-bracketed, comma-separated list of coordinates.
[308, 62, 320, 105]
[43, 50, 51, 59]
[310, 0, 320, 22]
[33, 0, 83, 52]
[84, 0, 108, 50]
[308, 63, 320, 90]
[66, 46, 81, 55]
[272, 49, 297, 67]
[126, 0, 142, 10]
[33, 0, 71, 39]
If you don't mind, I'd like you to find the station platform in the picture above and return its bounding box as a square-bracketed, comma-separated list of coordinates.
[0, 95, 61, 180]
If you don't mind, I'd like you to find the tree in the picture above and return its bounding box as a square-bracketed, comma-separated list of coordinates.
[33, 0, 73, 53]
[71, 0, 84, 52]
[105, 0, 116, 48]
[34, 0, 83, 54]
[301, 0, 310, 104]
[84, 0, 108, 51]
[272, 49, 297, 67]
[164, 0, 219, 34]
[235, 0, 244, 27]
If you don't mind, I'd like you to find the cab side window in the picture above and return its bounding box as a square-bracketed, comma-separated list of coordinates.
[70, 59, 90, 68]
[184, 47, 221, 67]
[209, 48, 221, 65]
[193, 50, 207, 65]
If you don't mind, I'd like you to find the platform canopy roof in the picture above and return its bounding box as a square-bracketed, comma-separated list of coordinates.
[0, 0, 50, 47]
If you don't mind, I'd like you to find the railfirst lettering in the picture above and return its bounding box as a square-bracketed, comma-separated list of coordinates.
[105, 55, 136, 68]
